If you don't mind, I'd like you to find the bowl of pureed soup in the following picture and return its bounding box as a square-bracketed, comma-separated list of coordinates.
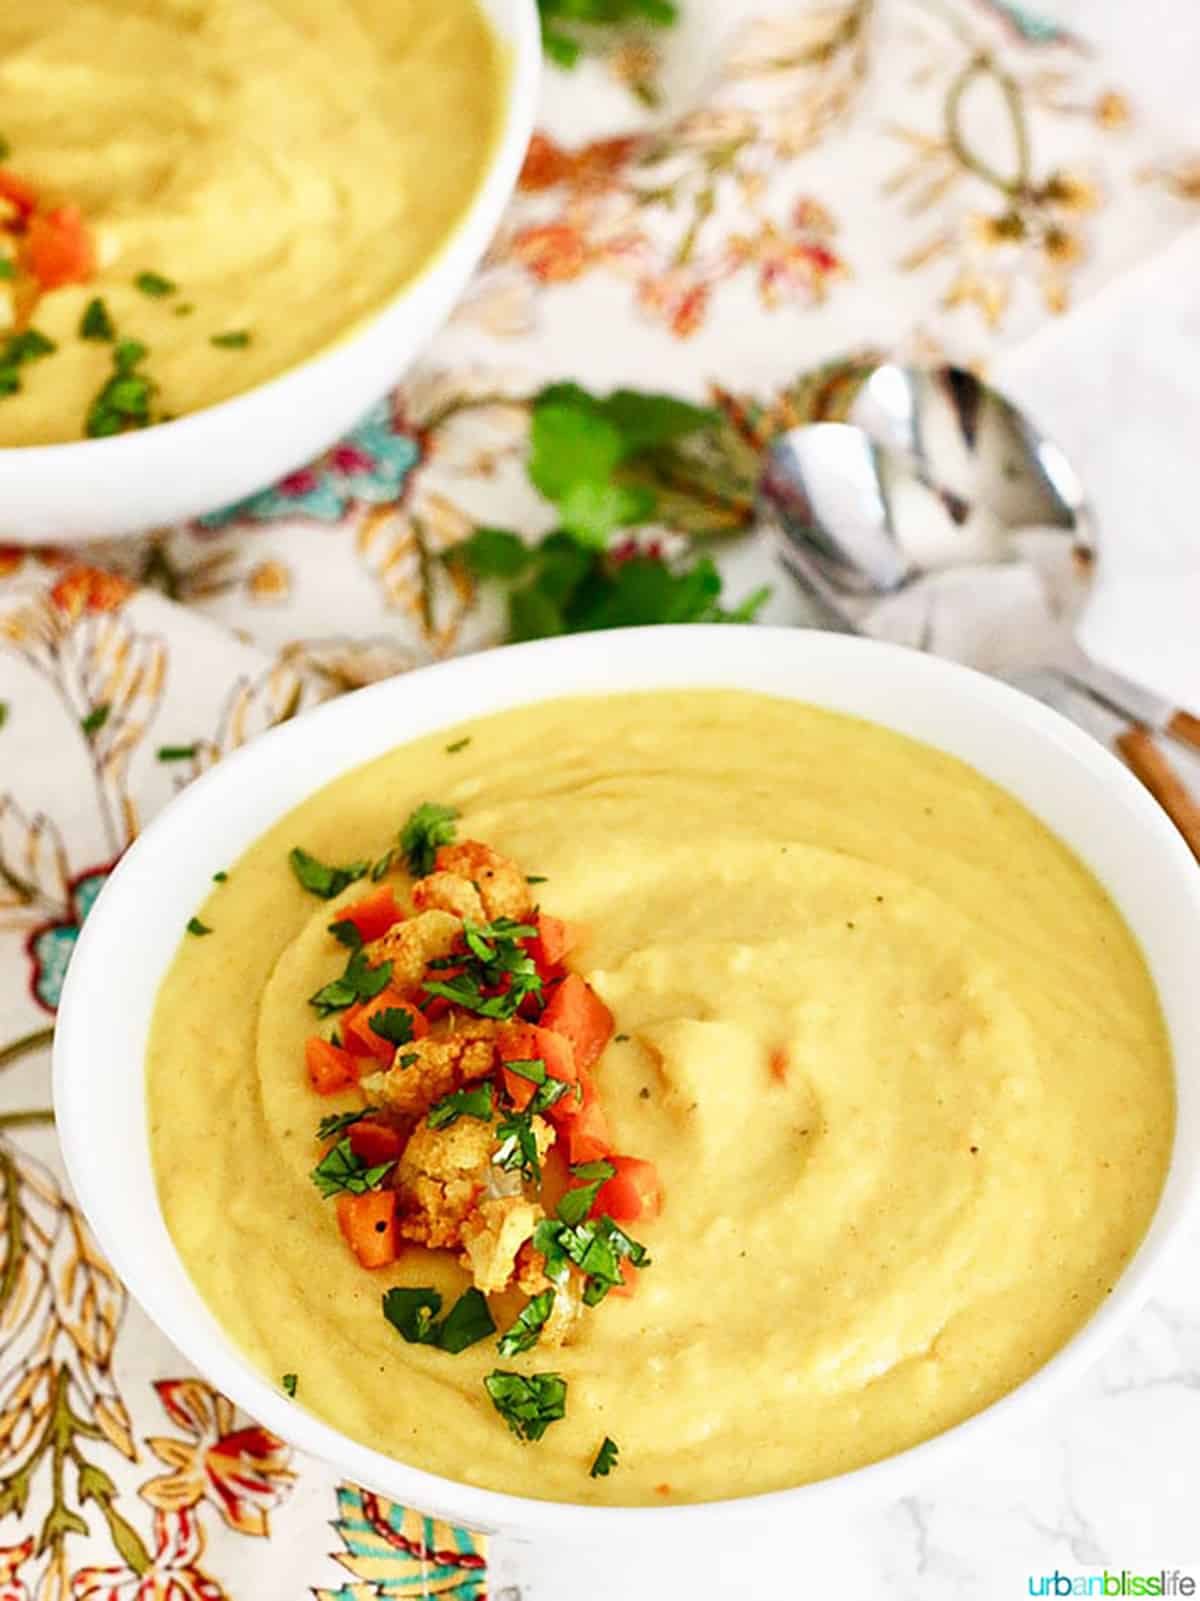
[54, 628, 1200, 1535]
[0, 0, 539, 540]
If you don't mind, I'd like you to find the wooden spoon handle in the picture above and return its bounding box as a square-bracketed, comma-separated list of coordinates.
[1116, 726, 1200, 865]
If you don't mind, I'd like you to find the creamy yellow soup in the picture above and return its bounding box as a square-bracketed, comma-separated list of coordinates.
[0, 0, 504, 444]
[147, 691, 1173, 1505]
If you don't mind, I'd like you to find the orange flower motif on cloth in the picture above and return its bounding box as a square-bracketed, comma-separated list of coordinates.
[71, 1509, 225, 1601]
[0, 1538, 34, 1601]
[139, 1381, 295, 1538]
[47, 569, 135, 622]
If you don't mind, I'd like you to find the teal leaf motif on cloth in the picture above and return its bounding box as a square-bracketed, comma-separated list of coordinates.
[315, 1483, 486, 1599]
[27, 866, 112, 1011]
[199, 402, 423, 528]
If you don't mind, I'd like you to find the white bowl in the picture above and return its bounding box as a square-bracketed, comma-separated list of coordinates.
[0, 0, 540, 545]
[53, 627, 1200, 1537]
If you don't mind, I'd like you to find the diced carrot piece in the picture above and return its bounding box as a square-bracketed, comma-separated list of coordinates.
[499, 1023, 577, 1081]
[344, 990, 428, 1062]
[336, 1190, 397, 1269]
[348, 1121, 404, 1167]
[337, 885, 402, 944]
[611, 1259, 639, 1299]
[590, 1156, 662, 1224]
[305, 1037, 359, 1096]
[540, 974, 613, 1073]
[557, 1073, 612, 1165]
[24, 205, 95, 289]
[769, 1047, 789, 1084]
[0, 170, 39, 221]
[526, 914, 579, 981]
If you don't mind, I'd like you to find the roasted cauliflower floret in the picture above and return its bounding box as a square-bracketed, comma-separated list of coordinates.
[366, 909, 461, 994]
[394, 1119, 493, 1249]
[434, 841, 533, 923]
[412, 871, 486, 922]
[362, 1020, 497, 1122]
[460, 1197, 544, 1295]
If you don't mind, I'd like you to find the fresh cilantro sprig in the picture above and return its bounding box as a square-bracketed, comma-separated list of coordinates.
[85, 339, 157, 437]
[315, 1109, 369, 1142]
[427, 1081, 495, 1131]
[484, 1370, 568, 1442]
[289, 846, 368, 900]
[399, 802, 459, 876]
[383, 1286, 496, 1353]
[310, 1138, 394, 1198]
[497, 1290, 556, 1357]
[423, 917, 542, 1022]
[282, 1373, 298, 1398]
[590, 1436, 620, 1477]
[309, 947, 392, 1016]
[493, 1108, 544, 1184]
[369, 1008, 415, 1048]
[538, 0, 677, 70]
[533, 1211, 649, 1307]
[0, 329, 56, 400]
[556, 1160, 616, 1226]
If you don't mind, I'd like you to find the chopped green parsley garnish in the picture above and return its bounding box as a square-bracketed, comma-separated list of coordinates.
[369, 848, 397, 882]
[316, 1109, 368, 1142]
[186, 917, 212, 937]
[526, 875, 548, 885]
[446, 737, 471, 753]
[423, 917, 541, 1022]
[484, 1371, 567, 1443]
[0, 260, 13, 281]
[310, 1137, 393, 1198]
[369, 1007, 415, 1048]
[382, 1286, 495, 1353]
[399, 802, 459, 876]
[213, 870, 228, 883]
[555, 1160, 615, 1226]
[0, 329, 56, 399]
[590, 1436, 620, 1478]
[309, 947, 392, 1016]
[328, 918, 364, 951]
[156, 743, 196, 762]
[282, 1373, 298, 1398]
[533, 1211, 649, 1307]
[0, 702, 8, 728]
[135, 271, 177, 298]
[211, 329, 251, 348]
[427, 1081, 494, 1131]
[497, 1290, 555, 1357]
[289, 846, 368, 900]
[85, 340, 156, 437]
[79, 298, 115, 341]
[396, 1051, 419, 1069]
[80, 703, 110, 736]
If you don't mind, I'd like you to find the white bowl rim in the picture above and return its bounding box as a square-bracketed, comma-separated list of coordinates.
[52, 625, 1200, 1537]
[0, 0, 542, 468]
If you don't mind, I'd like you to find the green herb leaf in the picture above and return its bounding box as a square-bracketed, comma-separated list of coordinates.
[437, 1288, 496, 1354]
[382, 1287, 443, 1345]
[288, 846, 368, 900]
[537, 0, 676, 69]
[397, 1052, 419, 1069]
[427, 1081, 494, 1131]
[282, 1373, 298, 1398]
[526, 875, 548, 885]
[493, 1108, 543, 1184]
[399, 802, 459, 877]
[446, 737, 471, 754]
[590, 1435, 619, 1477]
[369, 848, 396, 882]
[81, 703, 110, 736]
[186, 917, 212, 937]
[497, 1290, 555, 1357]
[484, 1370, 567, 1443]
[369, 1007, 415, 1048]
[328, 918, 364, 951]
[0, 328, 56, 400]
[316, 1109, 368, 1141]
[85, 340, 156, 437]
[0, 260, 12, 281]
[423, 916, 542, 1022]
[135, 271, 176, 298]
[211, 329, 251, 348]
[556, 1160, 615, 1226]
[0, 702, 8, 728]
[213, 870, 228, 883]
[310, 1137, 393, 1198]
[0, 135, 10, 161]
[79, 298, 115, 341]
[504, 1058, 547, 1086]
[455, 526, 533, 580]
[309, 947, 393, 1017]
[533, 1214, 649, 1305]
[156, 744, 196, 762]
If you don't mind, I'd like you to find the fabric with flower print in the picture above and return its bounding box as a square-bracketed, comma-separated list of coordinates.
[1, 4, 1199, 1599]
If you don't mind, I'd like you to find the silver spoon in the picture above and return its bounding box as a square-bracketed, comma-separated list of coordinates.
[757, 417, 1198, 751]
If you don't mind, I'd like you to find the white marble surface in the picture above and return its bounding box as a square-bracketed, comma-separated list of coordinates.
[489, 5, 1200, 1595]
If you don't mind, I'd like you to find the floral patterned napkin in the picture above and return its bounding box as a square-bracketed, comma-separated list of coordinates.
[2, 3, 1198, 1596]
